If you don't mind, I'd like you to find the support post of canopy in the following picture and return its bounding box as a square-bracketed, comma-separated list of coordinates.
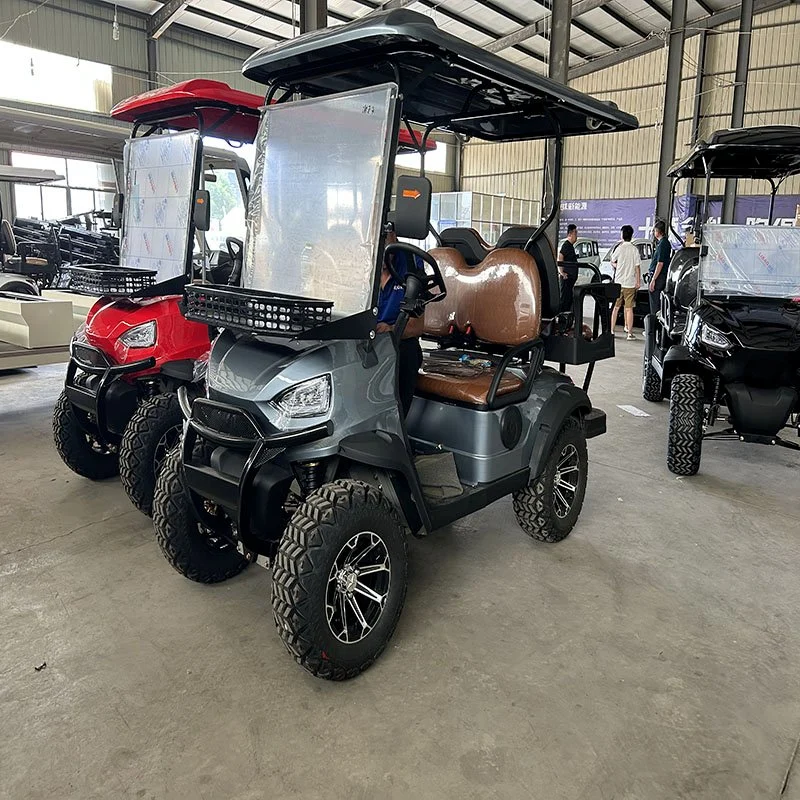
[543, 0, 571, 246]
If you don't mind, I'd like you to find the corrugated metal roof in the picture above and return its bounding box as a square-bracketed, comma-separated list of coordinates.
[90, 0, 753, 78]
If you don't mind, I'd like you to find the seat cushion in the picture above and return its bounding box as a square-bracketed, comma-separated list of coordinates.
[416, 353, 523, 407]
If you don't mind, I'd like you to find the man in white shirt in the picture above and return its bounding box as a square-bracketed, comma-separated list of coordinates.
[610, 225, 641, 340]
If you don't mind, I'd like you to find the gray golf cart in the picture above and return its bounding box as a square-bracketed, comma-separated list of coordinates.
[153, 9, 637, 680]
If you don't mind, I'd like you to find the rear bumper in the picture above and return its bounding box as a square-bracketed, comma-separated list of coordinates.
[584, 407, 607, 439]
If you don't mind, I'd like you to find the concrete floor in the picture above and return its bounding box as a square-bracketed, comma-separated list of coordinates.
[2, 343, 800, 800]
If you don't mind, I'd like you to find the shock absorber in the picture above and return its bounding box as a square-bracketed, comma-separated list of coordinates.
[296, 460, 324, 496]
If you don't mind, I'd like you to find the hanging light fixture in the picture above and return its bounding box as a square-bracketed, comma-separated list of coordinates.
[112, 5, 120, 41]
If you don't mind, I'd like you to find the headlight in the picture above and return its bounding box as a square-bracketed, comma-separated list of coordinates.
[273, 374, 332, 418]
[699, 322, 731, 352]
[72, 321, 87, 344]
[119, 320, 157, 349]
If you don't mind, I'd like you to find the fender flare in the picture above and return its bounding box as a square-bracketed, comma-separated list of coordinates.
[528, 384, 592, 479]
[338, 431, 429, 535]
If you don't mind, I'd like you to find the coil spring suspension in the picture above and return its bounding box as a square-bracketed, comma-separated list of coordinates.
[296, 460, 324, 496]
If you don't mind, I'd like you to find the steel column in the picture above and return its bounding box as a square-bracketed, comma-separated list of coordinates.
[299, 0, 326, 34]
[146, 37, 159, 90]
[689, 29, 708, 198]
[721, 0, 754, 223]
[543, 0, 571, 244]
[655, 0, 687, 226]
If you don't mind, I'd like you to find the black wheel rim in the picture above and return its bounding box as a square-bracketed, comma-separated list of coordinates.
[326, 531, 391, 644]
[554, 444, 580, 519]
[153, 424, 182, 476]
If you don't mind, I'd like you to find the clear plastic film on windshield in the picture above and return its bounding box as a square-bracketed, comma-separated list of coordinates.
[701, 224, 800, 298]
[243, 84, 398, 318]
[120, 130, 200, 283]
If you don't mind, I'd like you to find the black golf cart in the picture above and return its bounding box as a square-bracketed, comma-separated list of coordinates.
[153, 9, 636, 680]
[641, 126, 800, 474]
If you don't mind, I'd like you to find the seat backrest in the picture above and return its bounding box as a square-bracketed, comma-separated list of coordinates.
[439, 227, 491, 266]
[426, 246, 542, 345]
[494, 226, 560, 318]
[0, 219, 16, 257]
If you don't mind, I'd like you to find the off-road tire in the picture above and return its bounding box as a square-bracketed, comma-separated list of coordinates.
[513, 416, 588, 543]
[52, 390, 119, 480]
[119, 393, 183, 516]
[153, 447, 249, 583]
[642, 342, 662, 403]
[272, 479, 408, 681]
[667, 373, 704, 476]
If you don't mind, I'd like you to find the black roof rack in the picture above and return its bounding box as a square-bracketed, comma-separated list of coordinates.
[242, 9, 638, 142]
[668, 126, 800, 180]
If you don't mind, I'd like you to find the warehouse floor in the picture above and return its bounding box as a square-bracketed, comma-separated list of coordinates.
[2, 342, 800, 800]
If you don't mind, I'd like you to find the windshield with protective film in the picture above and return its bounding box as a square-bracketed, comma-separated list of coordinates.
[242, 84, 398, 318]
[700, 225, 800, 298]
[120, 131, 200, 282]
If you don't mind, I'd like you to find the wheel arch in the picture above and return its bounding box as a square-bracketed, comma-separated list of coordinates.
[662, 345, 716, 398]
[528, 384, 592, 480]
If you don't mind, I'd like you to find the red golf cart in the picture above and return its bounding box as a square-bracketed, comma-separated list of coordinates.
[53, 80, 261, 515]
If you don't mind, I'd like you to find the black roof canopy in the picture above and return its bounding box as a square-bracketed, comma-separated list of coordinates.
[242, 9, 638, 142]
[668, 126, 800, 181]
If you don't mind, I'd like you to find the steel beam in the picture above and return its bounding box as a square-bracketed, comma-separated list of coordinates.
[487, 0, 606, 53]
[570, 0, 788, 78]
[655, 0, 687, 225]
[722, 0, 754, 223]
[300, 0, 326, 34]
[148, 0, 188, 39]
[543, 0, 571, 244]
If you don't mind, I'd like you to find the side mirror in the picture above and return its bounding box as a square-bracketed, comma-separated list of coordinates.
[394, 176, 432, 241]
[111, 193, 123, 227]
[193, 190, 210, 232]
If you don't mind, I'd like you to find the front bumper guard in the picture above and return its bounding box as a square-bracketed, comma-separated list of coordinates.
[65, 340, 156, 442]
[177, 386, 332, 557]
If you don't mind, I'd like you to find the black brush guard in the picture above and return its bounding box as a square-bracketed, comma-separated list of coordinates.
[177, 386, 332, 557]
[65, 340, 155, 442]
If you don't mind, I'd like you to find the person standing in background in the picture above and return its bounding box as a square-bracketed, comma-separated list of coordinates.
[610, 224, 641, 340]
[649, 220, 671, 317]
[558, 223, 579, 313]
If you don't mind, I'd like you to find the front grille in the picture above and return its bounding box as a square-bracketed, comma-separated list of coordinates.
[73, 343, 111, 369]
[184, 284, 333, 337]
[193, 398, 260, 440]
[67, 265, 156, 296]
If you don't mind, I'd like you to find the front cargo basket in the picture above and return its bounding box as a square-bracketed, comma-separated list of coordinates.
[184, 283, 333, 336]
[66, 264, 157, 296]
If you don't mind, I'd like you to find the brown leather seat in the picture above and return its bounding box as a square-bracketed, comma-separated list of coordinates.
[417, 246, 542, 408]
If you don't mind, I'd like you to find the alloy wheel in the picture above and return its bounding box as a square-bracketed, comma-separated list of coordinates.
[326, 531, 391, 644]
[553, 443, 580, 519]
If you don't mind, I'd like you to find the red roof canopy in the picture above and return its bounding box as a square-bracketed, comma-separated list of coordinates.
[111, 79, 437, 153]
[110, 79, 264, 143]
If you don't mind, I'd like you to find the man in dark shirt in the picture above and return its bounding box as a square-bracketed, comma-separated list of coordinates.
[648, 220, 671, 317]
[558, 223, 579, 313]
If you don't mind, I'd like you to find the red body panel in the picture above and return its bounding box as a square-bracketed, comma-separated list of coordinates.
[85, 296, 211, 378]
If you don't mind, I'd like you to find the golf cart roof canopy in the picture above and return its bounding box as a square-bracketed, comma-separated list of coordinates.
[242, 9, 638, 142]
[110, 79, 263, 143]
[668, 126, 800, 180]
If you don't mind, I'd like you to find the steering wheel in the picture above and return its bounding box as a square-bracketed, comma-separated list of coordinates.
[383, 242, 446, 304]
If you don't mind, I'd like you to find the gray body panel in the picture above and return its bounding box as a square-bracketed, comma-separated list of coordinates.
[208, 330, 405, 462]
[406, 368, 575, 485]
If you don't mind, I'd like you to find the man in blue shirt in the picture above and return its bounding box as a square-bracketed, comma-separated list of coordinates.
[648, 220, 671, 317]
[377, 230, 424, 416]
